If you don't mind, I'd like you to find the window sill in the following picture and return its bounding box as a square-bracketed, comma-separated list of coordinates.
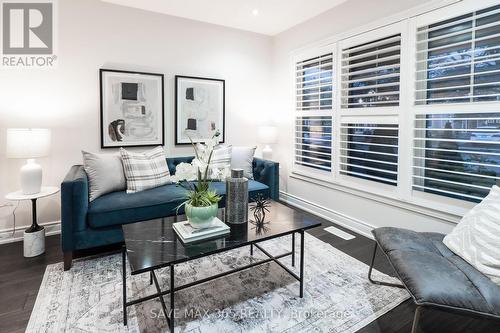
[289, 170, 462, 225]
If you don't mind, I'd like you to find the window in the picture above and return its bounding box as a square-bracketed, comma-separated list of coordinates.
[338, 26, 402, 185]
[340, 122, 399, 185]
[291, 1, 500, 213]
[341, 34, 401, 108]
[413, 4, 500, 203]
[295, 52, 334, 172]
[415, 4, 500, 104]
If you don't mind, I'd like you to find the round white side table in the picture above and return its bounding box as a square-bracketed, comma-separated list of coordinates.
[5, 186, 60, 258]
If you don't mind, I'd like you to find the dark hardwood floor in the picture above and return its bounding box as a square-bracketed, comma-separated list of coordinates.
[0, 209, 498, 333]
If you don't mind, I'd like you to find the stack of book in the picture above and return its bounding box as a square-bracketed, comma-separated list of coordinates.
[173, 217, 230, 243]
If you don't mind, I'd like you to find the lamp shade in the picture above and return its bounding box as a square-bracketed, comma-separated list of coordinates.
[257, 126, 278, 144]
[6, 128, 51, 159]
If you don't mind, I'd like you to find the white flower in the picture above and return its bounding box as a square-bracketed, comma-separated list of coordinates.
[173, 162, 197, 181]
[191, 158, 207, 174]
[205, 138, 216, 152]
[186, 129, 222, 183]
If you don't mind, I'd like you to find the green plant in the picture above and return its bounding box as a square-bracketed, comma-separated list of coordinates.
[176, 131, 222, 212]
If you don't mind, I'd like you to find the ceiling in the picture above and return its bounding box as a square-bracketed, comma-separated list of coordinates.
[101, 0, 349, 35]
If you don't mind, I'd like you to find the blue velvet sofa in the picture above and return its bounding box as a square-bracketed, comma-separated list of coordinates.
[61, 156, 279, 270]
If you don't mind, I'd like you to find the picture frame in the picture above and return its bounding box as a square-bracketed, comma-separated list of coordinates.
[100, 69, 165, 148]
[175, 75, 225, 145]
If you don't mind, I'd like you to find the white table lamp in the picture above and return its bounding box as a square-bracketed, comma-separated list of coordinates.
[6, 128, 51, 194]
[258, 126, 278, 160]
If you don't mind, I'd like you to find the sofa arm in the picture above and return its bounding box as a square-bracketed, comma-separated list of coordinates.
[61, 165, 89, 252]
[252, 158, 279, 200]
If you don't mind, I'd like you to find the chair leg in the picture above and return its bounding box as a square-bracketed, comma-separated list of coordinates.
[64, 251, 73, 271]
[411, 306, 422, 333]
[368, 242, 404, 288]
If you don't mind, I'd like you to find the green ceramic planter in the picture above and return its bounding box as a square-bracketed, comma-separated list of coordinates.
[185, 203, 218, 229]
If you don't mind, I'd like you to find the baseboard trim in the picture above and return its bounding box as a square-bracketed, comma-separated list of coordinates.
[0, 221, 61, 244]
[279, 191, 375, 239]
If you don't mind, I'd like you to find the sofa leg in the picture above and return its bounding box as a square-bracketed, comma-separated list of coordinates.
[411, 306, 422, 333]
[64, 252, 73, 271]
[368, 242, 404, 288]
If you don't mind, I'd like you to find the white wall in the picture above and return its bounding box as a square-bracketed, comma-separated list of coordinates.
[0, 0, 273, 240]
[0, 0, 464, 244]
[271, 0, 459, 237]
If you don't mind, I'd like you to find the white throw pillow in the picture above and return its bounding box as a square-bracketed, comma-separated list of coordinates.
[209, 145, 232, 180]
[443, 185, 500, 286]
[119, 146, 171, 193]
[82, 151, 126, 201]
[192, 145, 232, 180]
[231, 146, 256, 179]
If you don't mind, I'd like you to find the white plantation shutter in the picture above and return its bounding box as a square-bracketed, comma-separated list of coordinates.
[341, 35, 401, 108]
[415, 4, 500, 104]
[413, 112, 500, 202]
[340, 121, 399, 185]
[337, 24, 403, 186]
[290, 2, 500, 212]
[296, 53, 333, 111]
[295, 116, 332, 171]
[412, 4, 500, 203]
[295, 52, 334, 172]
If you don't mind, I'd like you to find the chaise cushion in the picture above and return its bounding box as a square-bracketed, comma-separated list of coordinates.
[373, 227, 500, 318]
[87, 180, 269, 229]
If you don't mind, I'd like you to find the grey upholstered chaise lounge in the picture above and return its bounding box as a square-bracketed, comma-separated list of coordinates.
[368, 227, 500, 333]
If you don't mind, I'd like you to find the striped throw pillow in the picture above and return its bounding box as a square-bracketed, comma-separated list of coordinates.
[192, 144, 232, 180]
[119, 146, 171, 193]
[443, 185, 500, 286]
[209, 145, 232, 180]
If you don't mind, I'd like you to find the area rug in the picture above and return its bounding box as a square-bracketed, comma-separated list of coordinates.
[27, 234, 409, 333]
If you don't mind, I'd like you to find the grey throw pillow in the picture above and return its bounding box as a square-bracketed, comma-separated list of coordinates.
[82, 151, 126, 201]
[231, 146, 256, 179]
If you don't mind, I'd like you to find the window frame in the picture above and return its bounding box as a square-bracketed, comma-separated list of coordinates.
[335, 22, 408, 199]
[407, 0, 500, 212]
[292, 44, 337, 179]
[289, 0, 500, 217]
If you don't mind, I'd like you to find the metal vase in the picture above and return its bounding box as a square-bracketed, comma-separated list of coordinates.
[225, 169, 248, 224]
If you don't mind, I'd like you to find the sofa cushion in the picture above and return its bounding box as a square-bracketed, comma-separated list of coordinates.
[88, 183, 186, 228]
[88, 180, 269, 229]
[373, 227, 500, 318]
[209, 179, 269, 199]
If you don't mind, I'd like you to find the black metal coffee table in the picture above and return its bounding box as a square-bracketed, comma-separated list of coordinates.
[121, 200, 321, 332]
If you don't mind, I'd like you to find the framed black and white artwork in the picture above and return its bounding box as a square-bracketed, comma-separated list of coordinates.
[175, 75, 225, 145]
[100, 69, 164, 148]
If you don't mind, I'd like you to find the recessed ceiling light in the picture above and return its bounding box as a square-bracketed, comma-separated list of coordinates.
[252, 9, 259, 16]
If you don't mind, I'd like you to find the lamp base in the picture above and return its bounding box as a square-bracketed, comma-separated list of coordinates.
[21, 159, 42, 195]
[262, 145, 273, 160]
[24, 227, 45, 257]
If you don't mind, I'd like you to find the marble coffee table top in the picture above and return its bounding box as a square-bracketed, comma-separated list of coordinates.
[122, 200, 322, 274]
